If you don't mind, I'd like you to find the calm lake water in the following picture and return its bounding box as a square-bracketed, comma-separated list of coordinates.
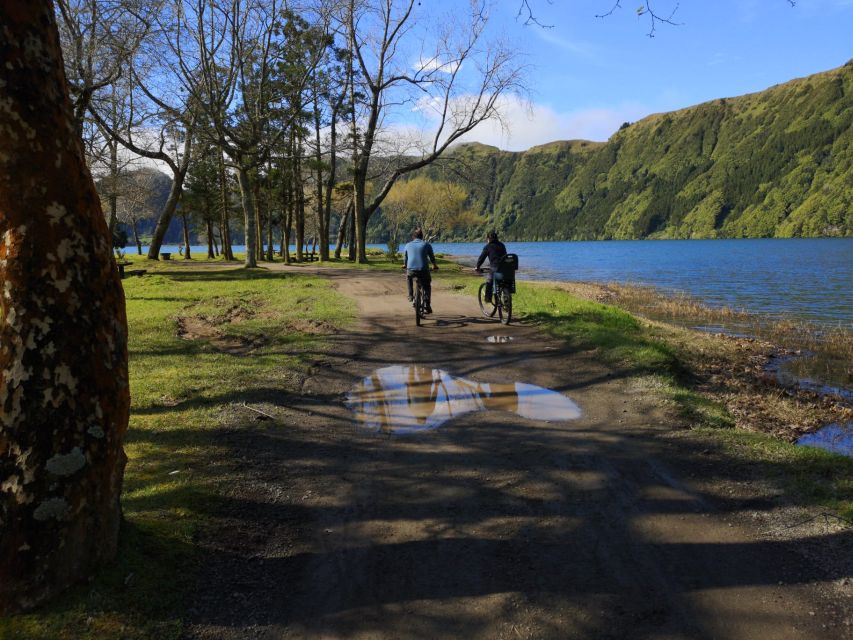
[432, 238, 853, 329]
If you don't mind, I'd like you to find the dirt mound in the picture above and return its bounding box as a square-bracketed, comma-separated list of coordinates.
[176, 316, 266, 356]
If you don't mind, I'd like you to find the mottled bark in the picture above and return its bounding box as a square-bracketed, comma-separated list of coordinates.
[0, 0, 130, 614]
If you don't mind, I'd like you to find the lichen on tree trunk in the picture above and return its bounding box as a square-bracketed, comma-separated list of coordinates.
[0, 0, 130, 614]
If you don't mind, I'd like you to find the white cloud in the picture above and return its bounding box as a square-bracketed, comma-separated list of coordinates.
[451, 96, 651, 150]
[378, 94, 653, 152]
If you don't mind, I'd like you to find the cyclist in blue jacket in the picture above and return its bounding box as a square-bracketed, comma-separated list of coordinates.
[401, 229, 438, 313]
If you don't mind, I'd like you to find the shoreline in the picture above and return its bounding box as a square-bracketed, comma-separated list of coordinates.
[444, 254, 852, 457]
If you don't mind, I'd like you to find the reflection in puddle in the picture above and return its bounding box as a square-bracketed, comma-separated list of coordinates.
[796, 423, 853, 457]
[487, 336, 514, 343]
[346, 365, 581, 434]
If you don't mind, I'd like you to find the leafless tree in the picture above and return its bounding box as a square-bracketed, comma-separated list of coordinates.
[115, 168, 165, 255]
[86, 14, 197, 261]
[343, 0, 526, 262]
[154, 0, 323, 267]
[55, 0, 155, 136]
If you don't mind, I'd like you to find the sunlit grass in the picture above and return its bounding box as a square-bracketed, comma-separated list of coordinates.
[0, 263, 353, 639]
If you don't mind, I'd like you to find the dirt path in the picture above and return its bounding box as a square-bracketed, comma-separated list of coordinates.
[185, 268, 851, 640]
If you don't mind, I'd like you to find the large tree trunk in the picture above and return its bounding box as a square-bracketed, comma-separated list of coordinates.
[0, 0, 130, 613]
[236, 165, 258, 268]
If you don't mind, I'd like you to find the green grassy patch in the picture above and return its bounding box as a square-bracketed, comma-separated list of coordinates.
[1, 264, 353, 639]
[692, 427, 853, 522]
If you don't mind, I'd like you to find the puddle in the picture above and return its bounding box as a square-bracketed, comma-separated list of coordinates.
[765, 353, 853, 401]
[487, 336, 514, 343]
[796, 423, 853, 457]
[346, 365, 581, 434]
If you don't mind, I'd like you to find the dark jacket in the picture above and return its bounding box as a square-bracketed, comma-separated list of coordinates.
[476, 240, 507, 272]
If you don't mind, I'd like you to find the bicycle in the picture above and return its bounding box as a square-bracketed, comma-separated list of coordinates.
[476, 253, 518, 325]
[477, 274, 513, 325]
[404, 268, 433, 326]
[413, 274, 428, 326]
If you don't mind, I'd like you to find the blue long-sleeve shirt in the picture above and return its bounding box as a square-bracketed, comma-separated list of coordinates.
[403, 239, 436, 271]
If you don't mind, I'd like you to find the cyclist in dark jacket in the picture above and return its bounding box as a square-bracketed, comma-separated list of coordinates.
[475, 231, 507, 304]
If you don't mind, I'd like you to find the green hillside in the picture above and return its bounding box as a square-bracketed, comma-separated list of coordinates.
[390, 60, 852, 241]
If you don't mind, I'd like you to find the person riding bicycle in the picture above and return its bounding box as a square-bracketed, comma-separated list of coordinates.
[401, 228, 438, 314]
[475, 231, 507, 304]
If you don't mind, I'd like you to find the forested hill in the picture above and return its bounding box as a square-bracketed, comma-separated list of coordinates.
[411, 60, 852, 240]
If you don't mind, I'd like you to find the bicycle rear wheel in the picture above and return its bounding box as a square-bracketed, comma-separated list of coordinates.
[415, 283, 422, 326]
[498, 288, 512, 325]
[478, 282, 497, 318]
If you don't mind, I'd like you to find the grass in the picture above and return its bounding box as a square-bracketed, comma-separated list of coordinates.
[691, 426, 853, 521]
[0, 262, 354, 639]
[3, 253, 849, 636]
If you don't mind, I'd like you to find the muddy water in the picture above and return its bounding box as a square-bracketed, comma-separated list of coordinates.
[346, 365, 582, 434]
[796, 423, 853, 457]
[486, 336, 514, 343]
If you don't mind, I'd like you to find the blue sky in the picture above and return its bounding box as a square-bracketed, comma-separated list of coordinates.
[427, 0, 853, 149]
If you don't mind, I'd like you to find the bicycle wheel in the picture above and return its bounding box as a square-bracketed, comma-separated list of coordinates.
[478, 282, 497, 318]
[498, 288, 512, 325]
[414, 282, 422, 326]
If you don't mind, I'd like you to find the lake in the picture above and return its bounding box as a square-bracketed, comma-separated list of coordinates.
[143, 238, 852, 328]
[432, 238, 853, 329]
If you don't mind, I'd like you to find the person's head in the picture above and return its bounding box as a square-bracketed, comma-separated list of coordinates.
[413, 228, 424, 240]
[487, 231, 498, 242]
